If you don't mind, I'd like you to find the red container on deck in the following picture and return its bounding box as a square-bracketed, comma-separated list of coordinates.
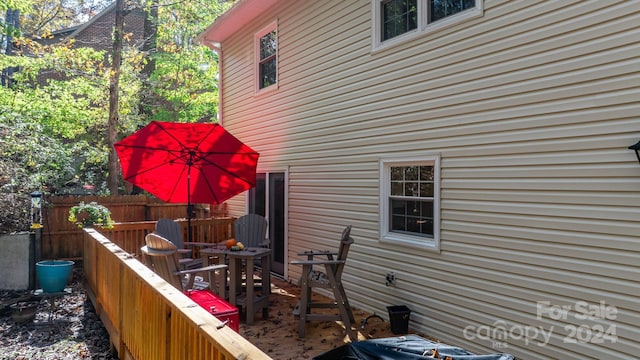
[184, 290, 239, 332]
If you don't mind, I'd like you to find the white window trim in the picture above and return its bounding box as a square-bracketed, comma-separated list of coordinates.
[379, 155, 441, 252]
[254, 20, 278, 95]
[371, 0, 484, 52]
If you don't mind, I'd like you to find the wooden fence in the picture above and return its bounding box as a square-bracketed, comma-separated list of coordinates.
[41, 195, 228, 260]
[83, 228, 271, 360]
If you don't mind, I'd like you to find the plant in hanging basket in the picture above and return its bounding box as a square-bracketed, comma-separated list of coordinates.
[68, 201, 114, 229]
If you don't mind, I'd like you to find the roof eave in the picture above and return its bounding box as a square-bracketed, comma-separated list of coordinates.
[196, 0, 281, 47]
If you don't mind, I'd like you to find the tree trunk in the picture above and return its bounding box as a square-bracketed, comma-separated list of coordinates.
[2, 9, 20, 87]
[107, 0, 126, 194]
[138, 0, 158, 118]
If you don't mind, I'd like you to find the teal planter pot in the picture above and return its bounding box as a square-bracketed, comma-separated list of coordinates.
[36, 260, 74, 293]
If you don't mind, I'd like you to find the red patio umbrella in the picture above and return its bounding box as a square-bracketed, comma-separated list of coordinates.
[115, 121, 259, 240]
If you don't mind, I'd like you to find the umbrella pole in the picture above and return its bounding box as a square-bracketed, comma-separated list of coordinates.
[187, 206, 192, 242]
[187, 161, 193, 243]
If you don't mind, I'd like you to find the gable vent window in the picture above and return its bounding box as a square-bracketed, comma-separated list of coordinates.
[256, 22, 277, 91]
[373, 0, 483, 49]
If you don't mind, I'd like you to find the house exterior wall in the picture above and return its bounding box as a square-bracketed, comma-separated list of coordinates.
[212, 0, 640, 358]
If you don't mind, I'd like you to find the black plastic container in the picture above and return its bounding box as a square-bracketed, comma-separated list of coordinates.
[387, 305, 411, 334]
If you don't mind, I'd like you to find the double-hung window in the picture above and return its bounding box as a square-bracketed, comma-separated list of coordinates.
[380, 156, 440, 251]
[255, 22, 277, 91]
[373, 0, 483, 48]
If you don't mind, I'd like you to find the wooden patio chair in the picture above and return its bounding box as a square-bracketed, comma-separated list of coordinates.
[234, 214, 269, 290]
[291, 225, 357, 341]
[141, 233, 227, 294]
[155, 218, 203, 270]
[234, 214, 269, 248]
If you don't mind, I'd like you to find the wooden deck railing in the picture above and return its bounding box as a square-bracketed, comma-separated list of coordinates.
[83, 228, 272, 360]
[97, 217, 236, 257]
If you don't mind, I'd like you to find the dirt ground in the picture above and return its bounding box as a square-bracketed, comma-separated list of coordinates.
[238, 276, 422, 359]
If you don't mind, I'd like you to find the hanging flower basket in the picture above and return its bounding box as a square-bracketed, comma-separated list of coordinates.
[68, 201, 114, 229]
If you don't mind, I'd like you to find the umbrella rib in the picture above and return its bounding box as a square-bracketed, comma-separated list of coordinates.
[121, 158, 175, 181]
[192, 160, 256, 188]
[196, 125, 219, 150]
[154, 121, 192, 153]
[167, 164, 188, 202]
[117, 144, 191, 166]
[197, 150, 259, 155]
[119, 145, 194, 182]
[118, 144, 185, 156]
[198, 168, 220, 205]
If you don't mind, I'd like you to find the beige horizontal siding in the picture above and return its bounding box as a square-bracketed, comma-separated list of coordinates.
[217, 0, 640, 358]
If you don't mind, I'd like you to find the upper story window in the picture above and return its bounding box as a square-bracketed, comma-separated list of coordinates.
[430, 0, 476, 22]
[382, 0, 418, 41]
[379, 155, 440, 252]
[255, 22, 277, 91]
[373, 0, 483, 49]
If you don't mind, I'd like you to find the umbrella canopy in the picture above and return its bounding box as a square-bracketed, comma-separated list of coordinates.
[115, 121, 259, 207]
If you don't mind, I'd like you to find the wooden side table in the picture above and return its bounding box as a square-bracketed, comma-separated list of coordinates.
[200, 246, 228, 300]
[201, 246, 271, 325]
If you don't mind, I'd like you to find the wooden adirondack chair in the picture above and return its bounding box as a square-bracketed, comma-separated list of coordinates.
[141, 233, 239, 331]
[234, 214, 269, 248]
[155, 218, 203, 269]
[141, 233, 227, 294]
[291, 225, 357, 341]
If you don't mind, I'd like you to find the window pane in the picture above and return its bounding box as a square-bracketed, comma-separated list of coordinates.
[391, 167, 403, 180]
[382, 0, 417, 41]
[421, 201, 433, 218]
[405, 200, 420, 216]
[420, 182, 433, 197]
[260, 58, 276, 88]
[407, 216, 421, 233]
[391, 215, 406, 231]
[419, 166, 434, 181]
[420, 218, 433, 235]
[405, 181, 418, 196]
[391, 199, 406, 216]
[430, 0, 475, 22]
[404, 166, 418, 180]
[391, 181, 403, 196]
[420, 201, 433, 235]
[260, 31, 276, 60]
[389, 199, 433, 236]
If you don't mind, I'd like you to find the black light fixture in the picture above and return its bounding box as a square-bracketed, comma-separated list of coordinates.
[629, 140, 640, 164]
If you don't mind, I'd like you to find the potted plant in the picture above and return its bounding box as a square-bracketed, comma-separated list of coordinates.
[36, 202, 114, 293]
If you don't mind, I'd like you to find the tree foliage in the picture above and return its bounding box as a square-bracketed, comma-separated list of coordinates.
[19, 0, 111, 36]
[1, 0, 33, 13]
[0, 104, 74, 232]
[140, 0, 226, 123]
[0, 0, 232, 232]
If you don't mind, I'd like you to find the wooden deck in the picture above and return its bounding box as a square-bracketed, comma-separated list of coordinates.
[237, 275, 402, 359]
[83, 227, 406, 360]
